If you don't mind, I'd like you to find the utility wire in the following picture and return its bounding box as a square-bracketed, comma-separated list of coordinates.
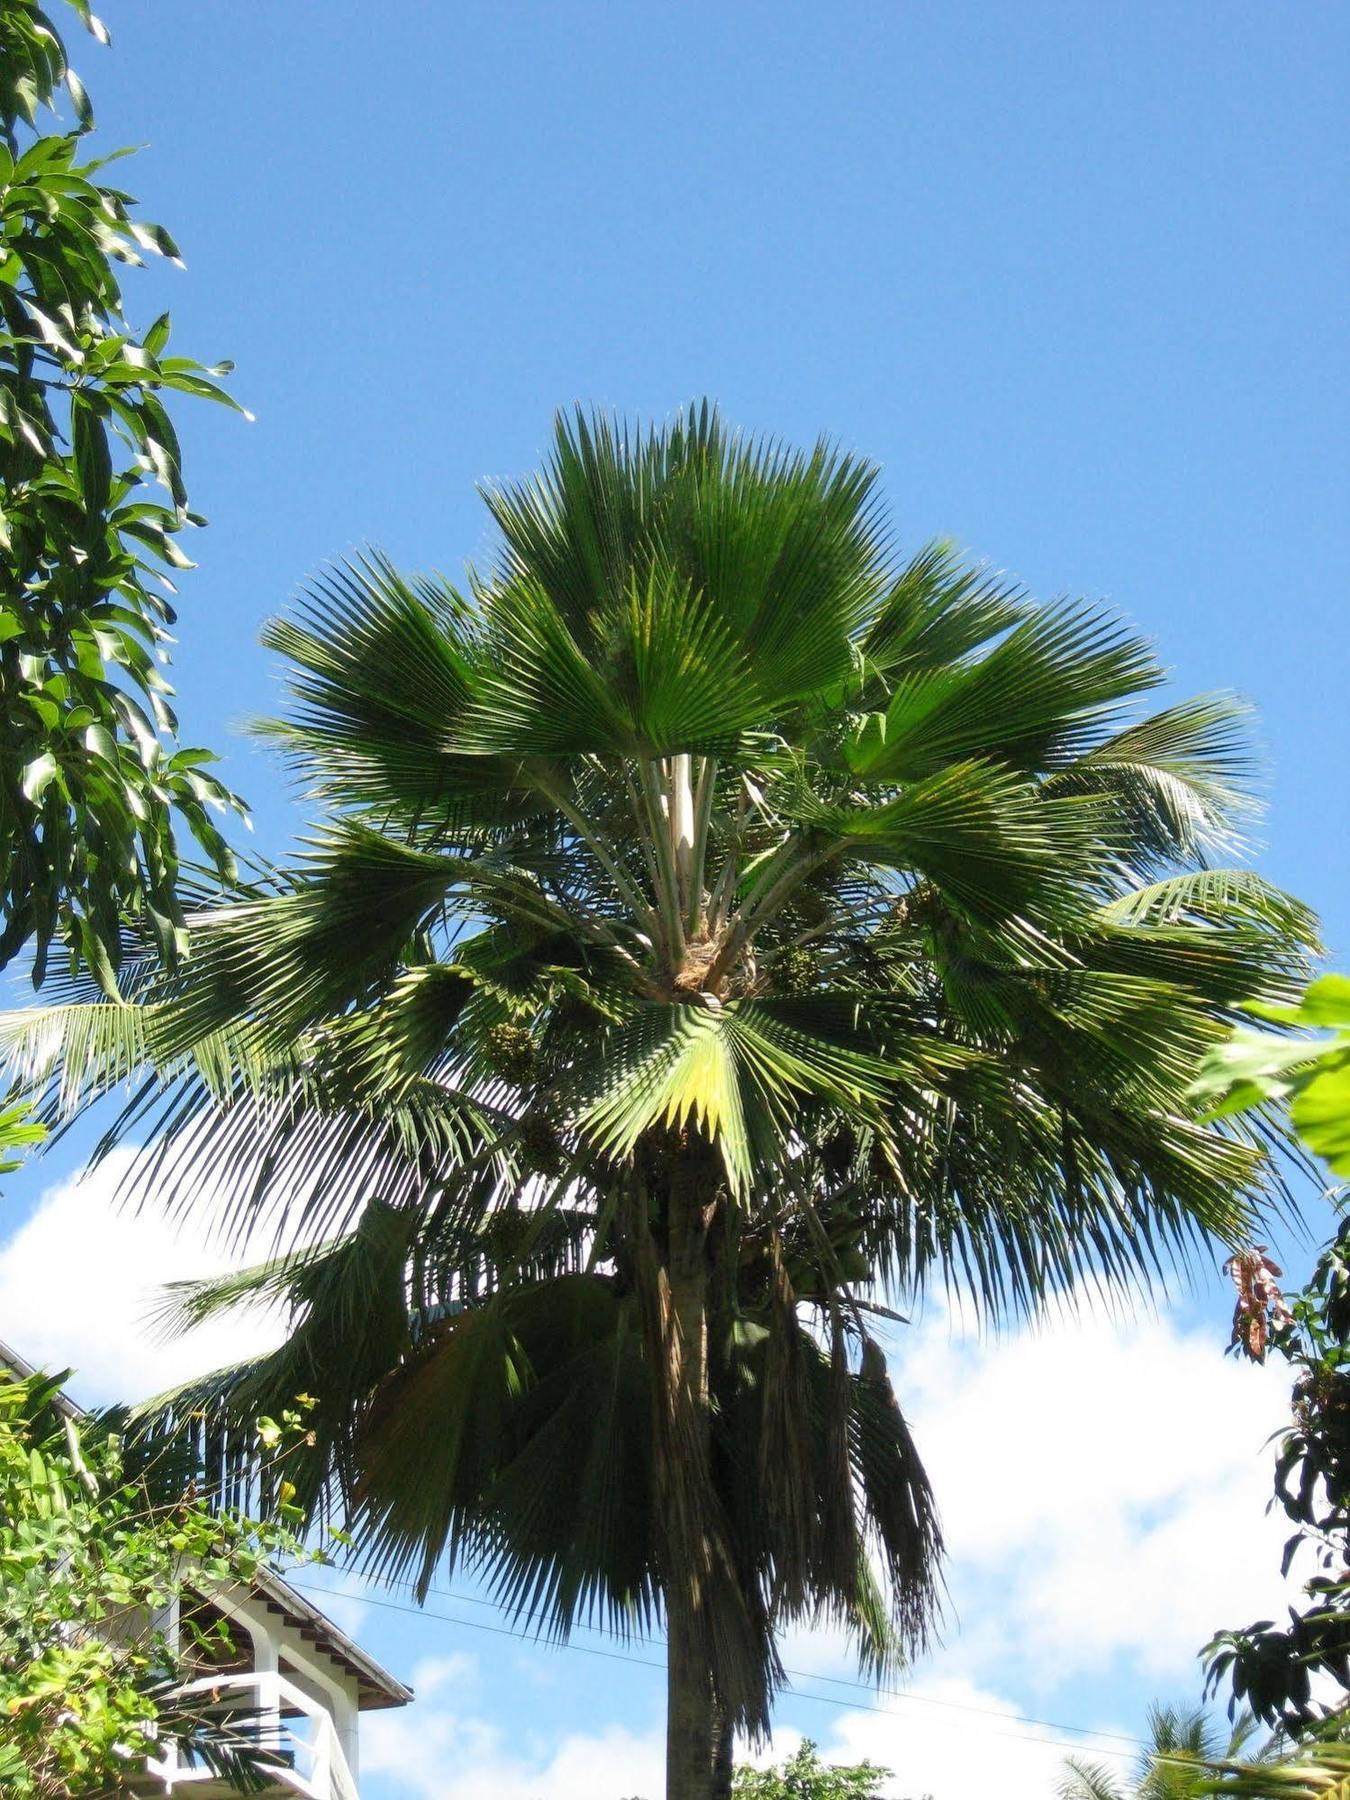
[289, 1580, 1145, 1764]
[320, 1569, 1152, 1749]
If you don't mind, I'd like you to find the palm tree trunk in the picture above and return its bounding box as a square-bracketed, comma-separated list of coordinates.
[711, 1706, 735, 1800]
[667, 1571, 715, 1800]
[660, 1134, 719, 1800]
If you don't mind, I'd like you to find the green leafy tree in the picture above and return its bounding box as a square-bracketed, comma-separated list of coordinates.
[1060, 1705, 1267, 1800]
[1192, 979, 1350, 1732]
[0, 1363, 323, 1797]
[1195, 974, 1350, 1178]
[1198, 1714, 1350, 1800]
[624, 1737, 904, 1800]
[0, 1090, 43, 1172]
[1200, 1222, 1350, 1730]
[731, 1739, 896, 1798]
[0, 0, 246, 987]
[0, 409, 1320, 1799]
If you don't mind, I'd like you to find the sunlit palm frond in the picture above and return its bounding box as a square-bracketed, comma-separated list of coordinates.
[859, 539, 1030, 678]
[847, 602, 1162, 786]
[1198, 1725, 1350, 1800]
[254, 553, 554, 830]
[1101, 870, 1321, 943]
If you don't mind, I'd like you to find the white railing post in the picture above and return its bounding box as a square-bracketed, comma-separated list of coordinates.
[310, 1711, 332, 1797]
[327, 1715, 362, 1800]
[141, 1671, 360, 1799]
[262, 1665, 282, 1752]
[145, 1731, 178, 1791]
[329, 1683, 360, 1785]
[253, 1632, 282, 1755]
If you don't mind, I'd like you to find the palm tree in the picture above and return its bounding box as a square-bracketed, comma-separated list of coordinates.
[1060, 1705, 1267, 1800]
[0, 408, 1318, 1800]
[1200, 1712, 1350, 1800]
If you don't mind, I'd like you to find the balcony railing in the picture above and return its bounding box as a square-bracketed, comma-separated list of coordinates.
[145, 1671, 359, 1800]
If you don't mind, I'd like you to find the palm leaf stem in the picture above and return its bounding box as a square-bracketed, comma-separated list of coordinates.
[688, 756, 719, 934]
[706, 841, 742, 939]
[621, 762, 665, 896]
[705, 776, 755, 937]
[535, 776, 657, 940]
[465, 866, 646, 973]
[711, 841, 842, 987]
[638, 757, 687, 965]
[670, 753, 697, 919]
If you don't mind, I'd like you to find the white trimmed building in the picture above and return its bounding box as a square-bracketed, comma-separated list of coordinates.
[0, 1338, 411, 1800]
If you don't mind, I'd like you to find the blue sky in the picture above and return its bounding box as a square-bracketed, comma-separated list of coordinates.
[2, 1, 1348, 1794]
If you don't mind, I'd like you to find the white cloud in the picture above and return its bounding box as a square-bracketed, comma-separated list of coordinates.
[891, 1301, 1298, 1687]
[362, 1671, 1132, 1800]
[0, 1150, 292, 1406]
[777, 1618, 860, 1680]
[292, 1564, 375, 1644]
[0, 1153, 1310, 1780]
[797, 1673, 1130, 1800]
[758, 1302, 1299, 1701]
[362, 1703, 666, 1800]
[406, 1652, 481, 1701]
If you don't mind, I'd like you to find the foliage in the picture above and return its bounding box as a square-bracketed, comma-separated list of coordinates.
[0, 1067, 43, 1193]
[0, 0, 246, 986]
[731, 1739, 895, 1798]
[1197, 1712, 1350, 1800]
[1059, 1705, 1267, 1800]
[1191, 974, 1350, 1733]
[1193, 974, 1350, 1177]
[0, 1089, 42, 1173]
[0, 1363, 322, 1797]
[1203, 1215, 1350, 1731]
[0, 408, 1320, 1793]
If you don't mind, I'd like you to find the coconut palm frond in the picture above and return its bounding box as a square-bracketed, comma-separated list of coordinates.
[1198, 1713, 1350, 1800]
[1060, 1760, 1128, 1800]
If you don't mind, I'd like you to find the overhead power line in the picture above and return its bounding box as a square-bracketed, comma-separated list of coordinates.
[382, 1570, 1147, 1750]
[289, 1579, 1146, 1764]
[354, 1569, 1144, 1749]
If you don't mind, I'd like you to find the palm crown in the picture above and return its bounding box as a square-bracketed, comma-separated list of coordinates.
[0, 406, 1317, 1798]
[1059, 1704, 1268, 1800]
